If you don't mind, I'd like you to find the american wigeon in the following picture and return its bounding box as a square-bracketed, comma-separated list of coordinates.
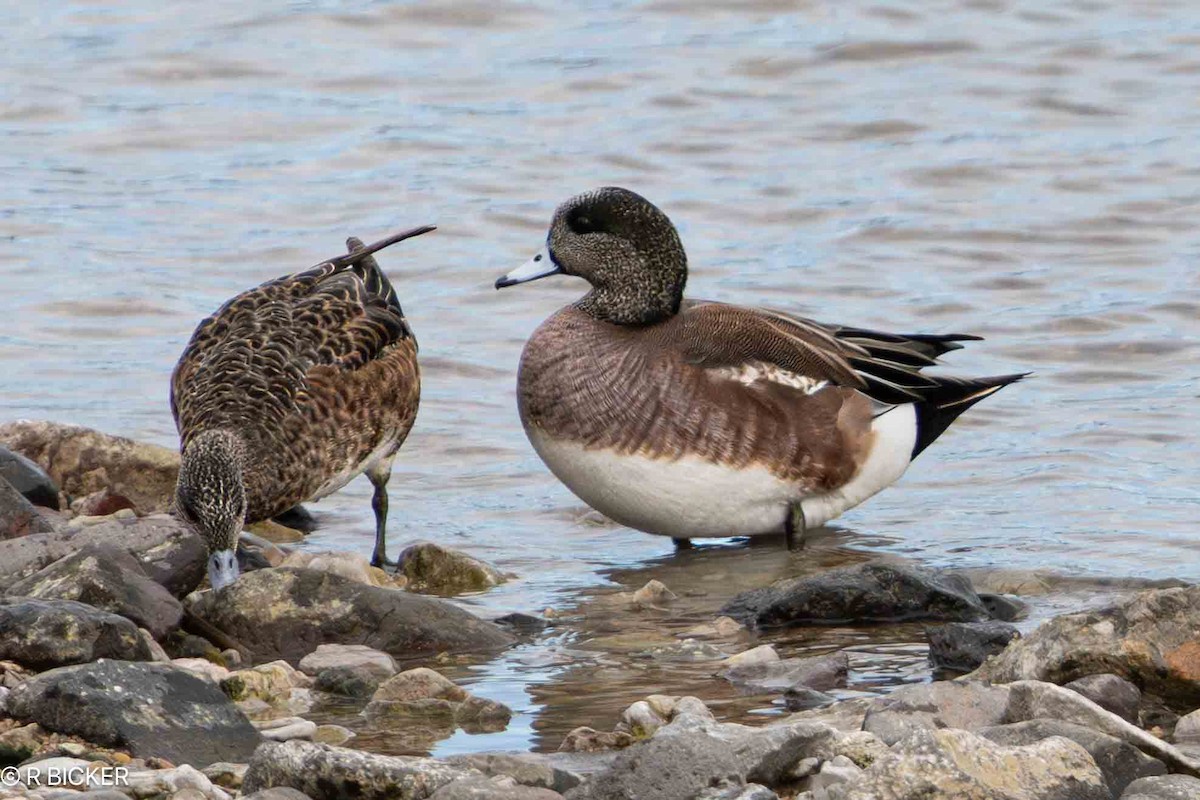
[172, 226, 433, 588]
[496, 187, 1023, 550]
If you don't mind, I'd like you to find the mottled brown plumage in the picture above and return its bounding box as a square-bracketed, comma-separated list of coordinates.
[172, 227, 432, 586]
[497, 187, 1024, 548]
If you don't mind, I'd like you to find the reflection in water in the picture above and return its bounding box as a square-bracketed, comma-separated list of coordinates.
[3, 0, 1199, 756]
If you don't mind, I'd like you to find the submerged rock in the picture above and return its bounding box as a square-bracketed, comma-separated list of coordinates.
[6, 542, 183, 639]
[861, 681, 1010, 746]
[1065, 673, 1143, 725]
[363, 667, 511, 732]
[0, 447, 60, 509]
[0, 476, 53, 539]
[0, 420, 180, 513]
[185, 568, 513, 664]
[722, 561, 991, 629]
[0, 597, 150, 669]
[832, 727, 1108, 800]
[926, 621, 1019, 672]
[723, 651, 848, 694]
[6, 660, 261, 766]
[397, 541, 505, 595]
[0, 513, 205, 597]
[241, 740, 475, 800]
[970, 585, 1200, 708]
[979, 719, 1167, 797]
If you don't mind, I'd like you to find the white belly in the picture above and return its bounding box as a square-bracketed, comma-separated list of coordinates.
[524, 403, 917, 538]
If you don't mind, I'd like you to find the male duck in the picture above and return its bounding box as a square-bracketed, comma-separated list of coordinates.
[172, 226, 433, 589]
[496, 187, 1023, 549]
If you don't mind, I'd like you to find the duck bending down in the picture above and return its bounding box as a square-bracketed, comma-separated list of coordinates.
[172, 226, 432, 589]
[496, 187, 1024, 550]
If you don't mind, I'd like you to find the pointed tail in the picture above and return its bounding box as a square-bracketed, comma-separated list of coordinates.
[912, 372, 1028, 458]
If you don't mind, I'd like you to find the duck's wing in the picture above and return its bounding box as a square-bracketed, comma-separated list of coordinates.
[171, 227, 432, 441]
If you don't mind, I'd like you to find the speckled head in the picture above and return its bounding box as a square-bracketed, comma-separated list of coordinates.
[496, 187, 688, 326]
[174, 429, 247, 591]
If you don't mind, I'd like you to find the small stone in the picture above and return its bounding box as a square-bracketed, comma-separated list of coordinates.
[255, 717, 317, 742]
[630, 579, 677, 607]
[926, 621, 1019, 672]
[71, 488, 137, 518]
[138, 628, 171, 663]
[722, 644, 779, 670]
[202, 761, 248, 790]
[558, 726, 634, 752]
[396, 541, 506, 595]
[172, 657, 231, 684]
[299, 643, 397, 681]
[808, 755, 862, 799]
[247, 519, 305, 544]
[1065, 672, 1143, 725]
[619, 700, 665, 738]
[312, 725, 355, 746]
[783, 686, 835, 712]
[221, 648, 243, 669]
[221, 661, 312, 704]
[314, 665, 385, 697]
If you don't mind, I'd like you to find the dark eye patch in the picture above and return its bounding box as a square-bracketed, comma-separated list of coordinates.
[568, 212, 599, 235]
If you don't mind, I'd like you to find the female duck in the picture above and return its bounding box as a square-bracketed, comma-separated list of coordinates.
[496, 188, 1022, 549]
[173, 227, 432, 589]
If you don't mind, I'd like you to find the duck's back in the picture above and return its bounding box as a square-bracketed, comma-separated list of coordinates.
[171, 240, 420, 521]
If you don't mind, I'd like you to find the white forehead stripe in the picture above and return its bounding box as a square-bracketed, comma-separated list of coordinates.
[711, 363, 829, 395]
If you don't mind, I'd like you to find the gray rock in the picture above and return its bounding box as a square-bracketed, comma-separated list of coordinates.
[808, 755, 862, 800]
[783, 686, 835, 712]
[695, 784, 779, 800]
[314, 665, 385, 697]
[241, 740, 475, 799]
[0, 475, 54, 539]
[722, 561, 991, 629]
[243, 790, 315, 800]
[6, 660, 261, 766]
[1065, 673, 1142, 725]
[6, 542, 183, 639]
[1174, 708, 1200, 743]
[493, 612, 550, 634]
[0, 597, 151, 668]
[397, 541, 506, 596]
[186, 568, 512, 664]
[970, 585, 1200, 708]
[446, 753, 582, 794]
[926, 621, 1019, 672]
[299, 643, 396, 679]
[0, 420, 179, 514]
[979, 719, 1167, 797]
[833, 727, 1108, 800]
[0, 447, 59, 509]
[364, 667, 512, 732]
[977, 592, 1029, 622]
[429, 776, 563, 799]
[861, 681, 1010, 745]
[1003, 680, 1200, 778]
[563, 715, 836, 800]
[1119, 775, 1200, 799]
[724, 652, 848, 694]
[0, 513, 205, 597]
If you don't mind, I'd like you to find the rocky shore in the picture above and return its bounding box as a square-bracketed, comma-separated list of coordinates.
[2, 420, 1199, 800]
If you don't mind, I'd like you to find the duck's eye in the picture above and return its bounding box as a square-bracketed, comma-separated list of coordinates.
[569, 213, 597, 235]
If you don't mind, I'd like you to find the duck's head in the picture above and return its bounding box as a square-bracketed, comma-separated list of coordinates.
[497, 187, 688, 325]
[174, 430, 247, 592]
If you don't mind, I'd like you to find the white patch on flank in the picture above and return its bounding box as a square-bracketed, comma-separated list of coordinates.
[527, 402, 918, 538]
[310, 436, 396, 500]
[711, 363, 828, 395]
[800, 403, 917, 528]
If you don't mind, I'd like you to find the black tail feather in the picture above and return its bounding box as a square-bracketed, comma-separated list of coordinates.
[912, 372, 1028, 458]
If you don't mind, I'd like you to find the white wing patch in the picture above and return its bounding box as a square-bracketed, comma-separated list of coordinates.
[711, 362, 829, 395]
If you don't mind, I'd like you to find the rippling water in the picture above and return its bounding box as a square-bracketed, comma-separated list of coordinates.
[3, 0, 1199, 756]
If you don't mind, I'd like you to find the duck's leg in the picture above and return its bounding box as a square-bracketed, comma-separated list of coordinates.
[673, 538, 693, 550]
[367, 458, 396, 569]
[785, 502, 807, 551]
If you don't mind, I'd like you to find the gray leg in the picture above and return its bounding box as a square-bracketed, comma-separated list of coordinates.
[673, 537, 693, 550]
[367, 459, 395, 568]
[785, 503, 806, 551]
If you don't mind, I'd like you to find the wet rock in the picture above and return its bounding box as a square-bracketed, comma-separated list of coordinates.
[299, 643, 396, 681]
[312, 725, 355, 746]
[0, 597, 150, 669]
[363, 667, 511, 732]
[396, 541, 505, 595]
[314, 665, 384, 697]
[0, 476, 53, 539]
[1119, 775, 1200, 799]
[241, 740, 475, 799]
[0, 447, 60, 509]
[6, 542, 183, 639]
[277, 550, 405, 588]
[247, 519, 305, 544]
[0, 420, 179, 513]
[783, 686, 836, 712]
[971, 585, 1200, 708]
[1004, 680, 1200, 777]
[629, 579, 676, 607]
[723, 651, 848, 694]
[722, 561, 991, 629]
[429, 775, 564, 799]
[926, 621, 1019, 672]
[979, 718, 1167, 797]
[1065, 673, 1143, 725]
[185, 568, 512, 664]
[977, 592, 1030, 622]
[221, 661, 313, 704]
[695, 784, 778, 800]
[446, 753, 582, 794]
[862, 681, 1010, 745]
[6, 660, 261, 766]
[71, 488, 137, 517]
[256, 717, 317, 742]
[833, 727, 1108, 800]
[684, 616, 748, 640]
[609, 695, 714, 741]
[493, 612, 550, 634]
[0, 513, 205, 597]
[562, 715, 836, 800]
[636, 638, 726, 662]
[559, 727, 635, 753]
[723, 644, 779, 670]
